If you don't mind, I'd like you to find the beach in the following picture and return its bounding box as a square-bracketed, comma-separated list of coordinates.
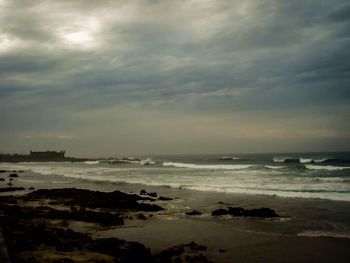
[1, 161, 350, 263]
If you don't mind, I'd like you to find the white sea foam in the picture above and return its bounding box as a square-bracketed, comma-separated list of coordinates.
[272, 157, 299, 163]
[220, 156, 241, 160]
[300, 158, 313, 163]
[265, 165, 286, 169]
[1, 161, 350, 202]
[162, 162, 253, 170]
[298, 231, 350, 239]
[315, 177, 344, 182]
[305, 165, 350, 171]
[83, 160, 100, 165]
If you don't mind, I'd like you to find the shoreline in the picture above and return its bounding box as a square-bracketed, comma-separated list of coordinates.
[1, 170, 350, 262]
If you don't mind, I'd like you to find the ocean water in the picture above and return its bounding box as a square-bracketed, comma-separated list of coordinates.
[1, 152, 350, 201]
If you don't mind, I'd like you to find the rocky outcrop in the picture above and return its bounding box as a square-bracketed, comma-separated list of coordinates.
[212, 206, 278, 218]
[29, 188, 164, 212]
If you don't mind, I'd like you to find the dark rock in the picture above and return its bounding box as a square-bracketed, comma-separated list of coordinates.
[155, 242, 210, 263]
[211, 208, 229, 216]
[29, 188, 164, 212]
[243, 207, 279, 218]
[186, 210, 202, 216]
[0, 203, 124, 226]
[29, 187, 35, 190]
[149, 192, 157, 197]
[137, 202, 164, 211]
[228, 206, 244, 216]
[0, 170, 7, 173]
[89, 238, 153, 263]
[185, 254, 211, 263]
[53, 258, 75, 263]
[137, 213, 147, 220]
[212, 206, 278, 218]
[0, 178, 5, 181]
[9, 173, 18, 178]
[140, 189, 158, 198]
[184, 241, 207, 251]
[0, 187, 25, 192]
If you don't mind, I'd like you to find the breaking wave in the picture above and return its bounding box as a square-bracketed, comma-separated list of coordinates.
[298, 231, 350, 239]
[273, 157, 348, 164]
[83, 160, 101, 165]
[305, 165, 350, 171]
[162, 162, 253, 170]
[219, 156, 242, 161]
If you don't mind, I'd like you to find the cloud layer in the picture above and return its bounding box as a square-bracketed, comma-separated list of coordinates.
[0, 0, 349, 156]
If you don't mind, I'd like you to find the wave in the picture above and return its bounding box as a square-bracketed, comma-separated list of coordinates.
[140, 158, 156, 165]
[273, 157, 300, 163]
[305, 165, 350, 171]
[162, 162, 253, 170]
[298, 231, 350, 239]
[314, 177, 344, 182]
[274, 156, 349, 164]
[220, 156, 242, 161]
[265, 165, 286, 169]
[83, 160, 101, 165]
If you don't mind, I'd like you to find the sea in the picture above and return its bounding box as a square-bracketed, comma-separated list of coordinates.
[1, 152, 350, 202]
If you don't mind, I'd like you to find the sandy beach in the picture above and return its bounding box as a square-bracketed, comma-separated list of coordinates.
[1, 169, 350, 263]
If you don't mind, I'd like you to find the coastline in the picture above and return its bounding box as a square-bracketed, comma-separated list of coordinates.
[1, 170, 350, 262]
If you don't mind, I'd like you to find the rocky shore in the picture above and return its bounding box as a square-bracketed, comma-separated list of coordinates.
[0, 187, 214, 263]
[1, 168, 350, 263]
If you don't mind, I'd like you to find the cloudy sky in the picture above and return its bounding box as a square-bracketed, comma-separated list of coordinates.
[0, 0, 349, 157]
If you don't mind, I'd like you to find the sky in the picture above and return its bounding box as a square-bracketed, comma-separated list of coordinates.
[0, 0, 349, 157]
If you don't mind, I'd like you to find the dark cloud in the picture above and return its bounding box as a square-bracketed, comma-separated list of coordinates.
[0, 0, 349, 155]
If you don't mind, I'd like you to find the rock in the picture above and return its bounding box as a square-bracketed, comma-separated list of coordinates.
[211, 208, 229, 216]
[0, 170, 7, 173]
[228, 207, 244, 216]
[9, 173, 18, 178]
[184, 241, 207, 251]
[185, 210, 202, 216]
[0, 178, 5, 181]
[137, 202, 164, 211]
[212, 206, 279, 218]
[29, 188, 164, 212]
[155, 242, 211, 263]
[29, 187, 35, 190]
[137, 213, 147, 220]
[0, 187, 25, 192]
[140, 189, 157, 198]
[243, 208, 278, 218]
[88, 238, 153, 263]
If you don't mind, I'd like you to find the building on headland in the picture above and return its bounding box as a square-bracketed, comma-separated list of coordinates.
[29, 150, 66, 159]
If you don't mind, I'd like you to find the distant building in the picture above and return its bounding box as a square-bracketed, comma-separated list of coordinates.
[29, 150, 65, 159]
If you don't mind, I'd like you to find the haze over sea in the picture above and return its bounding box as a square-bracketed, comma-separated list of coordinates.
[2, 152, 350, 202]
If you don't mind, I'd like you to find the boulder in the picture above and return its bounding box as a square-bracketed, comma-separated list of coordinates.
[228, 207, 244, 216]
[211, 208, 229, 216]
[185, 210, 202, 216]
[9, 173, 18, 178]
[243, 208, 278, 218]
[212, 206, 279, 218]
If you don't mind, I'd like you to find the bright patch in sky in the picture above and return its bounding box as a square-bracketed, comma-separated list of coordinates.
[63, 31, 94, 47]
